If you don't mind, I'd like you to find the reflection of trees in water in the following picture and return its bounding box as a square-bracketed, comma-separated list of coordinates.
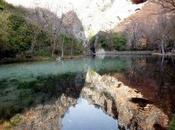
[158, 57, 175, 114]
[0, 72, 85, 124]
[121, 56, 175, 117]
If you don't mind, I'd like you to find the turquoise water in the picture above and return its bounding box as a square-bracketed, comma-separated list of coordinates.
[0, 57, 128, 80]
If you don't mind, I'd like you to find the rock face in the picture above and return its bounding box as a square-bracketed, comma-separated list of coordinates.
[83, 70, 169, 130]
[5, 0, 146, 39]
[114, 2, 160, 33]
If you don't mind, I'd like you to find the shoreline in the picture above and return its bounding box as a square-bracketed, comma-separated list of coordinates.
[152, 52, 175, 56]
[96, 51, 153, 55]
[0, 55, 85, 65]
[1, 51, 175, 65]
[97, 51, 175, 56]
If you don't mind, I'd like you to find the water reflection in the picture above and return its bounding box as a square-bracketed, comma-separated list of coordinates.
[61, 98, 119, 130]
[0, 56, 175, 130]
[113, 56, 175, 117]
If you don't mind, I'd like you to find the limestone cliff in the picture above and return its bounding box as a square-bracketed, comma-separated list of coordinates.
[5, 0, 146, 39]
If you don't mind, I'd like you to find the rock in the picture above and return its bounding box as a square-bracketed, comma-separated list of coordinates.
[86, 69, 102, 83]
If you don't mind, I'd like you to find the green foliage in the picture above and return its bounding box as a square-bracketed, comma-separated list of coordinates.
[0, 0, 14, 11]
[98, 35, 109, 50]
[37, 30, 51, 47]
[0, 7, 52, 58]
[0, 0, 84, 60]
[0, 72, 78, 122]
[35, 49, 51, 57]
[112, 33, 127, 51]
[169, 118, 175, 130]
[59, 33, 84, 55]
[0, 13, 27, 57]
[8, 14, 32, 52]
[0, 0, 5, 10]
[0, 12, 10, 42]
[90, 32, 127, 51]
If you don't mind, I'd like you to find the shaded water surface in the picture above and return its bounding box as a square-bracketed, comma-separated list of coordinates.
[0, 56, 175, 130]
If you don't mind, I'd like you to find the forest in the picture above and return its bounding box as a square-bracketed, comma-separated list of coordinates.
[0, 0, 175, 63]
[0, 0, 83, 62]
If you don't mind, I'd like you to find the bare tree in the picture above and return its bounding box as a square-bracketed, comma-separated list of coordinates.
[29, 2, 42, 56]
[32, 2, 66, 57]
[106, 22, 115, 50]
[125, 19, 141, 49]
[153, 14, 172, 54]
[62, 6, 83, 57]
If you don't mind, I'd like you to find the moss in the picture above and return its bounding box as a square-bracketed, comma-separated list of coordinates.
[89, 70, 97, 76]
[1, 114, 22, 130]
[10, 114, 22, 126]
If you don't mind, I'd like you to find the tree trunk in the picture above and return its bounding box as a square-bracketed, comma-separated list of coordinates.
[108, 31, 113, 50]
[161, 39, 165, 55]
[52, 36, 57, 57]
[71, 39, 73, 56]
[61, 35, 65, 58]
[31, 41, 35, 57]
[31, 30, 37, 57]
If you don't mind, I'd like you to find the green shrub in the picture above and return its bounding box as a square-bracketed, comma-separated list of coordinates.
[0, 0, 84, 59]
[89, 32, 127, 51]
[169, 118, 175, 130]
[0, 0, 5, 10]
[35, 49, 51, 57]
[59, 33, 84, 55]
[112, 33, 127, 51]
[8, 14, 32, 52]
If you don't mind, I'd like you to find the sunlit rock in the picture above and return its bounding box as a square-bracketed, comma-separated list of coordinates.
[86, 69, 101, 83]
[96, 48, 106, 59]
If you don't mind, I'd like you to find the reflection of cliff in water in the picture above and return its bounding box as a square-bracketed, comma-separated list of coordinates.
[0, 56, 175, 130]
[81, 69, 169, 130]
[112, 57, 175, 118]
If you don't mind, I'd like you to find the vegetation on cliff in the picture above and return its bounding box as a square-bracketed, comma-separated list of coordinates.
[0, 0, 83, 61]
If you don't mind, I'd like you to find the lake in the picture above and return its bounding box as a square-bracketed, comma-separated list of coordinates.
[0, 56, 175, 130]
